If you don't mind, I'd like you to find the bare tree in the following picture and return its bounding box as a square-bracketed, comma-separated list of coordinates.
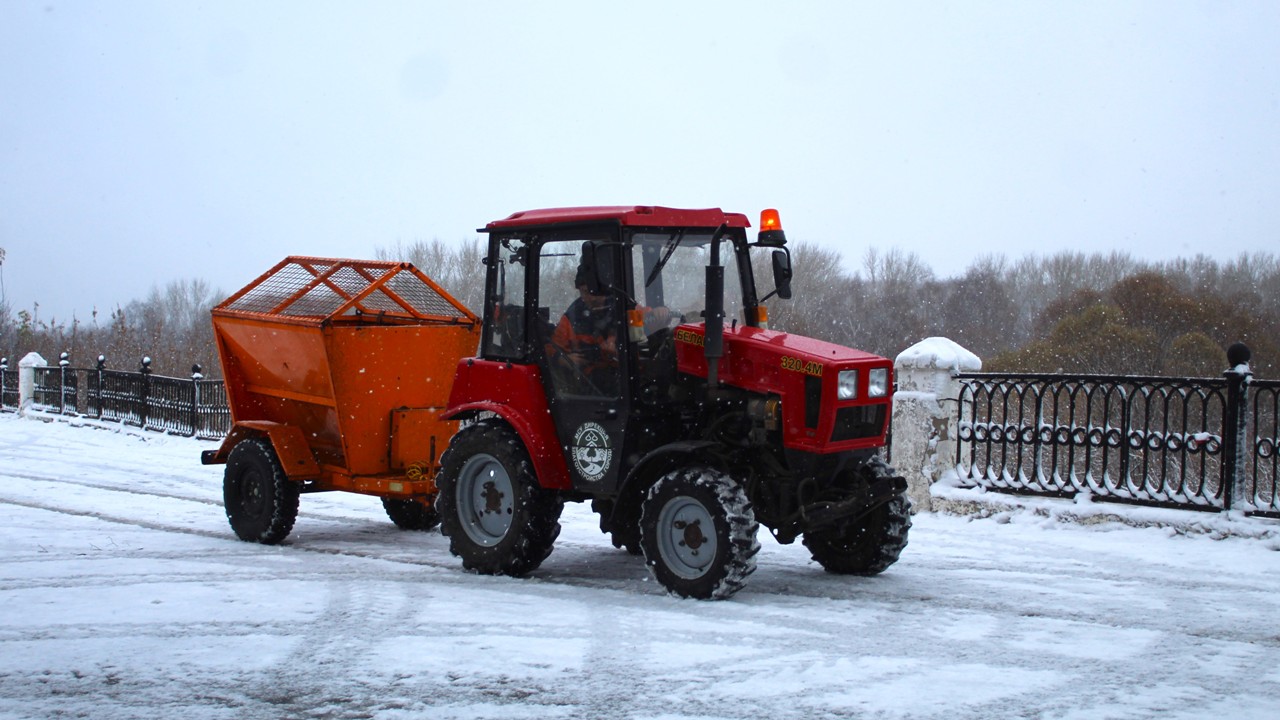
[763, 240, 853, 343]
[854, 247, 939, 358]
[938, 256, 1020, 359]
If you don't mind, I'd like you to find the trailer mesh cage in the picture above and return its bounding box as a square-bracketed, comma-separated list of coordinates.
[215, 256, 477, 325]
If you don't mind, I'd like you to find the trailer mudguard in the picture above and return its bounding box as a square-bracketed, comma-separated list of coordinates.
[200, 420, 321, 480]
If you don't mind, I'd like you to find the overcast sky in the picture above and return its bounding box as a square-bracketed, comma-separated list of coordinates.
[2, 1, 1277, 323]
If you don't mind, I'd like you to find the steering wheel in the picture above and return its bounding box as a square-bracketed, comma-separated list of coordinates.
[546, 342, 605, 396]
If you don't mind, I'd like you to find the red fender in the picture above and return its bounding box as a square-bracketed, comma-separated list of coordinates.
[442, 359, 572, 490]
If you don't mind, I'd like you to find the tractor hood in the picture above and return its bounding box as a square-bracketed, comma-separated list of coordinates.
[672, 324, 894, 454]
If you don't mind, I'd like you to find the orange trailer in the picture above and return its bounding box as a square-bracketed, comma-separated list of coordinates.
[201, 256, 480, 542]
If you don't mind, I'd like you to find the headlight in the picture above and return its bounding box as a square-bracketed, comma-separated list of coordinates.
[868, 368, 889, 398]
[837, 370, 858, 400]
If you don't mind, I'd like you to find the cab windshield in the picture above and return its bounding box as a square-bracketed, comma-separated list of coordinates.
[630, 231, 746, 326]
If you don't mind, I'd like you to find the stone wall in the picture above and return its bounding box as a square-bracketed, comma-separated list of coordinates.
[889, 338, 980, 513]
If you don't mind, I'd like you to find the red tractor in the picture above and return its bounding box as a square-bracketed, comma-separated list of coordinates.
[437, 206, 909, 599]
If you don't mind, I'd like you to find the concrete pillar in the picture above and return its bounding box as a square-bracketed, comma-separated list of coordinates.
[891, 338, 981, 513]
[18, 352, 47, 416]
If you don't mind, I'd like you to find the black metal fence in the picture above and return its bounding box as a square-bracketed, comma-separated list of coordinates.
[0, 354, 231, 441]
[0, 362, 17, 411]
[955, 345, 1278, 517]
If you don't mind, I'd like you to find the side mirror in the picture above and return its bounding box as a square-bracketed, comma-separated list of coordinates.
[771, 249, 793, 300]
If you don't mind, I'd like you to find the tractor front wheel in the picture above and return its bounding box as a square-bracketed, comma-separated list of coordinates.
[639, 467, 760, 600]
[436, 421, 563, 576]
[223, 438, 300, 545]
[802, 459, 912, 575]
[382, 497, 441, 531]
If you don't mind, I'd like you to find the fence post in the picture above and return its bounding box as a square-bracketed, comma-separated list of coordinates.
[94, 355, 106, 419]
[892, 337, 983, 513]
[191, 364, 203, 437]
[58, 351, 70, 415]
[17, 352, 47, 417]
[139, 356, 152, 429]
[1, 357, 7, 408]
[1221, 342, 1253, 512]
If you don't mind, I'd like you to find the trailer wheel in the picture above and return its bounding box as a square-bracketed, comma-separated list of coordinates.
[802, 459, 912, 575]
[223, 438, 300, 545]
[639, 467, 760, 600]
[436, 421, 563, 576]
[381, 497, 440, 531]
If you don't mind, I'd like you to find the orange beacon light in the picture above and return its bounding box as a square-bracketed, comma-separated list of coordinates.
[758, 208, 787, 246]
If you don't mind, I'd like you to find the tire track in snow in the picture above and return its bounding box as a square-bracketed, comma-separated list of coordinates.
[0, 468, 654, 585]
[0, 620, 309, 644]
[2, 469, 224, 507]
[0, 490, 521, 587]
[242, 580, 436, 715]
[0, 468, 397, 528]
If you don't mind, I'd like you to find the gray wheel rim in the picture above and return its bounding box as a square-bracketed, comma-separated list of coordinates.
[456, 453, 514, 547]
[656, 495, 716, 579]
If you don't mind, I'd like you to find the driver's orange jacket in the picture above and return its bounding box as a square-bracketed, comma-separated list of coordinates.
[549, 299, 618, 372]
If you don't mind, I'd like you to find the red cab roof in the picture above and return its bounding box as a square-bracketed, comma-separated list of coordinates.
[483, 206, 752, 231]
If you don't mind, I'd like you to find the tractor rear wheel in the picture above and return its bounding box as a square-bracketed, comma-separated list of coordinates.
[381, 497, 440, 531]
[223, 438, 300, 545]
[436, 421, 563, 576]
[802, 459, 912, 575]
[639, 467, 760, 600]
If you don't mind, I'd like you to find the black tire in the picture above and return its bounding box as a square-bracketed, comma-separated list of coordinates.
[639, 466, 760, 600]
[436, 421, 563, 576]
[802, 459, 912, 575]
[382, 497, 441, 531]
[223, 438, 300, 545]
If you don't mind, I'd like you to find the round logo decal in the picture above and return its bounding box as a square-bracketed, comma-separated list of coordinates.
[571, 422, 613, 482]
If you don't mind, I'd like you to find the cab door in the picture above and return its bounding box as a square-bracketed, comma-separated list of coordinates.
[534, 233, 630, 494]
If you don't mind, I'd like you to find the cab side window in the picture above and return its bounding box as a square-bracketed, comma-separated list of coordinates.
[482, 237, 528, 361]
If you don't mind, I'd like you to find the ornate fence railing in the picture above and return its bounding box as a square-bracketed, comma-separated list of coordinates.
[0, 355, 230, 441]
[955, 348, 1277, 517]
[1246, 379, 1280, 513]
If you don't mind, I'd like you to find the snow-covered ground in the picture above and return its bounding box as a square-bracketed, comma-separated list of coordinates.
[2, 413, 1279, 720]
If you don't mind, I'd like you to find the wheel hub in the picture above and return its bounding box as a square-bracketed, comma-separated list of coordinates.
[657, 496, 716, 579]
[240, 470, 266, 516]
[676, 519, 708, 552]
[457, 454, 514, 547]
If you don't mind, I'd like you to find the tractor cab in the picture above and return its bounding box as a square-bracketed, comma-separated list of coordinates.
[473, 206, 786, 493]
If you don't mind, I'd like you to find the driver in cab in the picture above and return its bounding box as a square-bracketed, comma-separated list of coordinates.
[550, 261, 673, 388]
